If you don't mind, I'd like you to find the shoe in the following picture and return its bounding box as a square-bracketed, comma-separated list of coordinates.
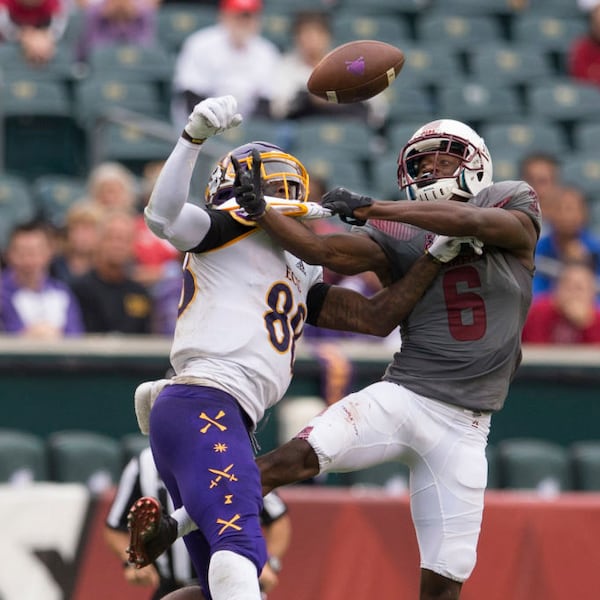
[126, 496, 178, 568]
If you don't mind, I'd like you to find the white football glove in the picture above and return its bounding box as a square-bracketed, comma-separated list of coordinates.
[184, 95, 243, 141]
[427, 235, 484, 263]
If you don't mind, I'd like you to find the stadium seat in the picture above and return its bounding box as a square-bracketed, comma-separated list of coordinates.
[293, 118, 377, 162]
[157, 4, 218, 54]
[437, 82, 522, 125]
[0, 78, 86, 178]
[74, 78, 167, 127]
[0, 174, 37, 250]
[87, 44, 174, 85]
[561, 155, 600, 198]
[526, 80, 600, 124]
[384, 85, 435, 125]
[572, 121, 600, 153]
[296, 153, 371, 196]
[397, 45, 465, 89]
[337, 0, 425, 15]
[387, 121, 436, 153]
[371, 155, 404, 201]
[0, 429, 48, 484]
[468, 45, 553, 87]
[570, 441, 600, 491]
[428, 0, 522, 16]
[331, 13, 411, 46]
[512, 16, 587, 54]
[91, 121, 175, 176]
[0, 43, 77, 83]
[491, 152, 520, 181]
[524, 0, 584, 17]
[496, 438, 572, 492]
[416, 15, 504, 52]
[261, 12, 292, 51]
[479, 121, 569, 161]
[31, 175, 88, 229]
[47, 430, 122, 493]
[120, 432, 150, 463]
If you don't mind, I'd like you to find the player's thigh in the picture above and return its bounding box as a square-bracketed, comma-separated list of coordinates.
[304, 381, 415, 473]
[410, 401, 490, 582]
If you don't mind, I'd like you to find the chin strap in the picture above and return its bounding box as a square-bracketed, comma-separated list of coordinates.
[450, 187, 473, 200]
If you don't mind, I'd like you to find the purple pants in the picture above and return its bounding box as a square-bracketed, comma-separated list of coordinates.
[149, 384, 267, 599]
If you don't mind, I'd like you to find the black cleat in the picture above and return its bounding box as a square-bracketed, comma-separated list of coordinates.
[126, 496, 178, 568]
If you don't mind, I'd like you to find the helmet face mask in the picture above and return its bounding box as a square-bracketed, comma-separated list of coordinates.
[205, 141, 309, 207]
[397, 119, 493, 202]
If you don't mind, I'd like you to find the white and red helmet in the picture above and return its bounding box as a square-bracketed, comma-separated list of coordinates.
[397, 119, 493, 202]
[205, 141, 309, 207]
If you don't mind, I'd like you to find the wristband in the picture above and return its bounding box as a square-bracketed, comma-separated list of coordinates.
[267, 556, 282, 573]
[424, 250, 443, 265]
[181, 129, 206, 145]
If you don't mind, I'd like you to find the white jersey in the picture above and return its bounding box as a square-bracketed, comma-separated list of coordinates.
[171, 221, 322, 427]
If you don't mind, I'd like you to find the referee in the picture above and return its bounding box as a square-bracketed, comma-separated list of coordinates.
[105, 446, 291, 599]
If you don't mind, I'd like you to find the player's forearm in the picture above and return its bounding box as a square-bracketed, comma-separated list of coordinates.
[317, 254, 441, 336]
[357, 199, 484, 236]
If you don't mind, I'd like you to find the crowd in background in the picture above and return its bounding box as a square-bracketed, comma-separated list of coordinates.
[0, 0, 600, 344]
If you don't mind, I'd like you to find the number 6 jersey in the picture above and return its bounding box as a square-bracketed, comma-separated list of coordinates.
[364, 180, 542, 413]
[170, 211, 323, 428]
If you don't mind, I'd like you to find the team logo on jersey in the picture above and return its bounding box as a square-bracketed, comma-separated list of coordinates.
[295, 259, 306, 275]
[209, 463, 238, 488]
[199, 410, 227, 433]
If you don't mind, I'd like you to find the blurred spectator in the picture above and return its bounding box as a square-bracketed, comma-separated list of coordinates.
[519, 152, 561, 234]
[533, 185, 600, 296]
[51, 201, 103, 284]
[87, 161, 138, 213]
[134, 160, 181, 289]
[569, 4, 600, 87]
[150, 255, 183, 336]
[579, 0, 600, 12]
[523, 261, 600, 344]
[0, 221, 84, 338]
[270, 10, 388, 129]
[76, 0, 157, 62]
[0, 0, 69, 64]
[171, 0, 281, 128]
[70, 209, 153, 333]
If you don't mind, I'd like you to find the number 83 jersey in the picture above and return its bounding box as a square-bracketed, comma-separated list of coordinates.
[170, 218, 323, 428]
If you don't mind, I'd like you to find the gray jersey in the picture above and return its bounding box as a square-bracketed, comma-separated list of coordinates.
[364, 180, 541, 412]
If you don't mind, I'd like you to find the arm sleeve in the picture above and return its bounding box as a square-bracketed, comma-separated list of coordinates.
[143, 138, 212, 251]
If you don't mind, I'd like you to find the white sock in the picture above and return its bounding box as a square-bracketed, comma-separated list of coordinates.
[208, 550, 261, 600]
[171, 507, 198, 537]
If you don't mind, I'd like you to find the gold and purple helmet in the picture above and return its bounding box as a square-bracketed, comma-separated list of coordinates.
[205, 141, 309, 207]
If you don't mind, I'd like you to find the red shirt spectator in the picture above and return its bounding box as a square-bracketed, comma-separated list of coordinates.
[523, 262, 600, 344]
[569, 5, 600, 86]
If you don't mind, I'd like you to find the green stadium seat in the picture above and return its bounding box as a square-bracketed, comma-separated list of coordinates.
[74, 78, 167, 127]
[31, 175, 88, 229]
[157, 4, 218, 54]
[0, 78, 86, 178]
[526, 79, 600, 124]
[512, 16, 587, 54]
[47, 430, 122, 493]
[92, 121, 176, 176]
[480, 121, 569, 161]
[0, 43, 77, 83]
[331, 13, 411, 46]
[261, 12, 292, 51]
[469, 45, 553, 87]
[398, 45, 465, 89]
[561, 155, 600, 197]
[292, 118, 376, 162]
[570, 441, 600, 491]
[497, 438, 572, 492]
[337, 0, 427, 15]
[437, 82, 522, 125]
[387, 121, 435, 153]
[0, 429, 48, 484]
[371, 155, 404, 201]
[382, 85, 434, 125]
[296, 153, 371, 196]
[524, 0, 584, 17]
[428, 0, 522, 16]
[416, 15, 504, 52]
[0, 174, 37, 250]
[120, 432, 150, 463]
[572, 121, 600, 153]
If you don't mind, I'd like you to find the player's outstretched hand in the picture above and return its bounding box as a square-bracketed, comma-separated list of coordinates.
[321, 187, 373, 226]
[426, 235, 484, 263]
[184, 95, 243, 142]
[232, 149, 267, 219]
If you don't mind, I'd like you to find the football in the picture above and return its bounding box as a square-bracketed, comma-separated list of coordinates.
[307, 40, 405, 104]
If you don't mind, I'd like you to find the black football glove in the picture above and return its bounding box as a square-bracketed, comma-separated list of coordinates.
[321, 187, 373, 226]
[232, 148, 266, 219]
